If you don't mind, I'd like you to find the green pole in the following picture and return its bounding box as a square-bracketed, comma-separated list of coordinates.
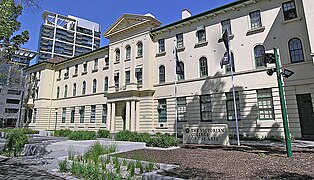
[274, 47, 292, 157]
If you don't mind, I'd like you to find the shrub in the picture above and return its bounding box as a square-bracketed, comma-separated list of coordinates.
[97, 130, 111, 138]
[4, 129, 28, 156]
[68, 131, 96, 140]
[58, 159, 68, 173]
[83, 142, 106, 164]
[54, 129, 73, 137]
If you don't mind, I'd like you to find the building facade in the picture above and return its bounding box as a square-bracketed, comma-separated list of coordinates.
[0, 48, 37, 128]
[24, 0, 314, 139]
[37, 11, 101, 62]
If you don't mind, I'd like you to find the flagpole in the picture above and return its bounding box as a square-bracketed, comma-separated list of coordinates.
[174, 40, 178, 139]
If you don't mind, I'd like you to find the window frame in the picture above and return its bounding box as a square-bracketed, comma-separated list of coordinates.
[137, 42, 143, 57]
[282, 1, 298, 21]
[90, 105, 96, 123]
[115, 48, 120, 63]
[176, 33, 184, 48]
[249, 10, 262, 29]
[224, 52, 235, 73]
[257, 89, 275, 120]
[254, 45, 266, 68]
[62, 108, 66, 123]
[200, 94, 212, 122]
[199, 57, 208, 77]
[177, 97, 187, 122]
[135, 68, 143, 86]
[73, 83, 77, 96]
[70, 107, 75, 123]
[79, 106, 85, 123]
[114, 73, 119, 89]
[159, 65, 165, 83]
[196, 28, 206, 43]
[64, 85, 68, 98]
[93, 79, 97, 93]
[158, 39, 165, 53]
[177, 61, 185, 81]
[104, 77, 109, 92]
[94, 58, 98, 70]
[125, 70, 130, 86]
[221, 19, 232, 35]
[74, 64, 78, 75]
[226, 92, 241, 121]
[82, 81, 86, 95]
[102, 104, 107, 123]
[288, 37, 304, 63]
[158, 99, 167, 122]
[56, 86, 60, 98]
[126, 45, 131, 60]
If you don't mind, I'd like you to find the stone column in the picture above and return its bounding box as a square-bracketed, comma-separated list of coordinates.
[125, 101, 130, 130]
[111, 102, 116, 131]
[130, 100, 136, 131]
[136, 101, 140, 131]
[106, 103, 111, 131]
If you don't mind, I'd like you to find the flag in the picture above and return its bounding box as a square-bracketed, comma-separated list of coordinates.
[220, 55, 229, 68]
[173, 47, 184, 74]
[220, 29, 231, 69]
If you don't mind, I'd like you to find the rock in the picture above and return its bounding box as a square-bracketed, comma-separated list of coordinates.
[0, 155, 10, 162]
[23, 143, 47, 156]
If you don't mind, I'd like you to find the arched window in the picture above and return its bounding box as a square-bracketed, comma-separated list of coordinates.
[199, 57, 208, 77]
[177, 62, 185, 81]
[289, 38, 304, 63]
[82, 81, 86, 95]
[137, 42, 143, 57]
[159, 65, 165, 83]
[56, 86, 60, 98]
[73, 83, 77, 96]
[224, 52, 235, 73]
[93, 79, 97, 93]
[126, 45, 131, 60]
[254, 45, 265, 68]
[115, 49, 120, 63]
[104, 77, 108, 92]
[64, 85, 68, 98]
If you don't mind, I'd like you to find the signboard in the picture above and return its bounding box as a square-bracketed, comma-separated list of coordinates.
[183, 124, 229, 146]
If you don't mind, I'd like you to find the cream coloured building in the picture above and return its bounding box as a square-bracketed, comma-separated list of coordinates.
[24, 0, 314, 139]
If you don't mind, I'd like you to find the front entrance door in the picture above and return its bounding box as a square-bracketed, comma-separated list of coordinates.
[296, 94, 314, 138]
[122, 106, 126, 130]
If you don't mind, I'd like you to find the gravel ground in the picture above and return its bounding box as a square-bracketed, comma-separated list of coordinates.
[115, 145, 314, 179]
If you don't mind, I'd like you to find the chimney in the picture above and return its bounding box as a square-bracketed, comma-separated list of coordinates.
[182, 9, 192, 19]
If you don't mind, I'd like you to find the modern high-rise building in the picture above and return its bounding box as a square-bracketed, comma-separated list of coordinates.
[37, 11, 101, 62]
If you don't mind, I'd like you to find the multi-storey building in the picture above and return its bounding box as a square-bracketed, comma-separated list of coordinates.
[0, 48, 37, 128]
[24, 0, 314, 139]
[37, 11, 101, 62]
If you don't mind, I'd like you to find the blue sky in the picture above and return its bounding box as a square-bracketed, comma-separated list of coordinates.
[18, 0, 235, 52]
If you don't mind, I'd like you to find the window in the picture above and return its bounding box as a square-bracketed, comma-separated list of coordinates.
[200, 95, 212, 122]
[5, 108, 19, 113]
[196, 26, 206, 42]
[73, 83, 76, 96]
[79, 106, 85, 123]
[70, 107, 75, 123]
[6, 99, 20, 104]
[104, 77, 109, 92]
[83, 62, 87, 72]
[90, 105, 96, 123]
[158, 99, 167, 122]
[62, 108, 66, 123]
[282, 1, 297, 21]
[289, 38, 304, 63]
[7, 89, 21, 95]
[114, 73, 119, 89]
[65, 67, 69, 77]
[257, 89, 274, 120]
[126, 46, 131, 60]
[102, 104, 107, 123]
[125, 71, 130, 85]
[33, 109, 37, 123]
[221, 19, 232, 35]
[177, 62, 185, 81]
[105, 57, 109, 67]
[226, 92, 241, 121]
[159, 65, 165, 83]
[115, 49, 120, 63]
[93, 79, 97, 93]
[250, 10, 262, 29]
[58, 70, 61, 79]
[64, 85, 68, 98]
[94, 59, 98, 70]
[74, 64, 78, 74]
[82, 81, 86, 95]
[135, 68, 142, 86]
[177, 97, 187, 122]
[176, 33, 184, 48]
[137, 42, 143, 57]
[199, 57, 208, 77]
[254, 45, 265, 68]
[224, 52, 235, 73]
[56, 86, 60, 98]
[158, 39, 165, 53]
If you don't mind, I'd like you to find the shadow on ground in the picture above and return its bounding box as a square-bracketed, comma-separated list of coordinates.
[255, 170, 314, 180]
[159, 167, 224, 179]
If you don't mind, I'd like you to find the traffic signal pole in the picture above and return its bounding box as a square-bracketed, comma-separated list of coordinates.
[273, 47, 293, 157]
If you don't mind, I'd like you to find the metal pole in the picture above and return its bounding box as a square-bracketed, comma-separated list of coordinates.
[273, 47, 292, 157]
[174, 40, 178, 139]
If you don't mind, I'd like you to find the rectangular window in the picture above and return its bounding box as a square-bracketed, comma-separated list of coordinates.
[105, 57, 109, 67]
[158, 39, 165, 53]
[58, 70, 61, 79]
[5, 108, 19, 113]
[33, 109, 37, 123]
[94, 59, 98, 70]
[62, 108, 66, 123]
[83, 62, 87, 72]
[282, 1, 297, 21]
[257, 89, 274, 120]
[176, 33, 184, 48]
[249, 10, 262, 29]
[74, 64, 78, 74]
[135, 68, 142, 86]
[114, 73, 119, 89]
[7, 89, 21, 95]
[200, 95, 212, 122]
[196, 26, 206, 43]
[226, 92, 241, 121]
[70, 107, 75, 123]
[90, 105, 96, 123]
[65, 67, 69, 77]
[79, 106, 85, 123]
[102, 104, 107, 123]
[177, 97, 187, 122]
[125, 70, 130, 85]
[221, 19, 232, 34]
[6, 99, 20, 104]
[158, 99, 167, 122]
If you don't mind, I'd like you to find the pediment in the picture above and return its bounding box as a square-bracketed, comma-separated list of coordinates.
[104, 14, 162, 38]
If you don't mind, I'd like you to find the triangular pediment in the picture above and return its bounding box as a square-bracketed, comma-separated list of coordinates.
[104, 14, 162, 38]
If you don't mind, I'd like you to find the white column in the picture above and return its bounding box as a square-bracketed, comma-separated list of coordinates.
[130, 100, 136, 131]
[125, 101, 130, 130]
[111, 102, 116, 132]
[106, 103, 111, 131]
[136, 101, 140, 132]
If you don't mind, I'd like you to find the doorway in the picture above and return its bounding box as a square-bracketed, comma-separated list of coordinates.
[296, 94, 314, 138]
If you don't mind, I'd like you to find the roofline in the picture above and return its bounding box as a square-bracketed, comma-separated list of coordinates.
[151, 0, 252, 33]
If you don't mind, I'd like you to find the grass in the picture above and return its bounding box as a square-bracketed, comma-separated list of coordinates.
[58, 159, 68, 173]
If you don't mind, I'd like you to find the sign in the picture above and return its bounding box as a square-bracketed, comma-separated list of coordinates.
[183, 124, 229, 146]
